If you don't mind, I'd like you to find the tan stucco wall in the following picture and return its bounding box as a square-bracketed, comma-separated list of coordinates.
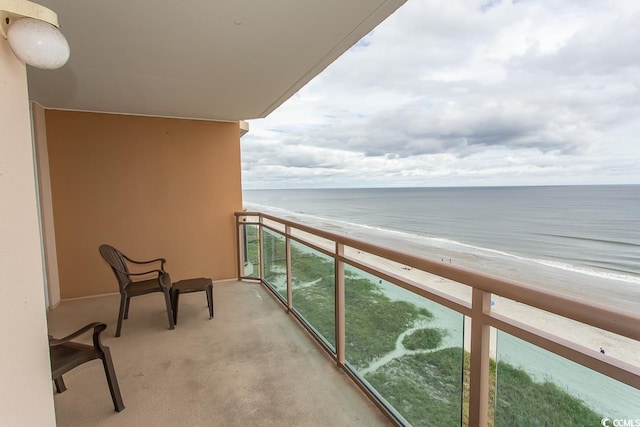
[45, 111, 242, 298]
[0, 40, 57, 425]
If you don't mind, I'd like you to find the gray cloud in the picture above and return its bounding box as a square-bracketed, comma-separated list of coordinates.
[513, 9, 640, 77]
[279, 97, 598, 158]
[242, 1, 640, 189]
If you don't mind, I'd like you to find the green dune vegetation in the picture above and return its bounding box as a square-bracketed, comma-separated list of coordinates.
[249, 227, 603, 426]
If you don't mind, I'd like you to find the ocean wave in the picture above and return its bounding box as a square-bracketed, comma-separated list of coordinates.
[242, 202, 640, 286]
[534, 232, 640, 248]
[531, 259, 640, 284]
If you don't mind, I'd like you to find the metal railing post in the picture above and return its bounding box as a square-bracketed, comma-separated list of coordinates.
[335, 243, 346, 365]
[468, 288, 491, 426]
[258, 219, 264, 282]
[286, 225, 292, 311]
[235, 216, 242, 280]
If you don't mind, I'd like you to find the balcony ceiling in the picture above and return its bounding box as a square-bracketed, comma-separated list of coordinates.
[26, 0, 405, 122]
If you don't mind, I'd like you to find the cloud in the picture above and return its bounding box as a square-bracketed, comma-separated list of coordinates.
[242, 0, 640, 189]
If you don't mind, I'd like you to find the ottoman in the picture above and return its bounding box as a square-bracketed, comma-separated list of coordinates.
[170, 278, 214, 325]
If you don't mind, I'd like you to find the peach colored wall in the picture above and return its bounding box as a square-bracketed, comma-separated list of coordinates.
[0, 40, 56, 425]
[45, 111, 242, 298]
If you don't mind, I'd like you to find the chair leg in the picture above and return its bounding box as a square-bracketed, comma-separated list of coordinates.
[116, 295, 127, 337]
[123, 296, 131, 319]
[206, 285, 214, 319]
[100, 348, 125, 412]
[163, 288, 175, 330]
[172, 290, 180, 326]
[53, 376, 67, 393]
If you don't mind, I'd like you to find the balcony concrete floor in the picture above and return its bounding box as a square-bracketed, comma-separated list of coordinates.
[47, 280, 390, 426]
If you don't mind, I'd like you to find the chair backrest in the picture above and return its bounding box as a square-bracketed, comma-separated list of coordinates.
[99, 244, 130, 292]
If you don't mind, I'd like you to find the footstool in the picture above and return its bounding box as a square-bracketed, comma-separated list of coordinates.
[170, 278, 214, 325]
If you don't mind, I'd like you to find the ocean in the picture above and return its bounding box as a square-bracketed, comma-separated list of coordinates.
[244, 185, 640, 309]
[243, 185, 640, 418]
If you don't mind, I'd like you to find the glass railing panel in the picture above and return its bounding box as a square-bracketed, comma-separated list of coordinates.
[262, 218, 285, 233]
[290, 240, 336, 351]
[491, 297, 640, 368]
[261, 228, 287, 301]
[290, 228, 335, 252]
[495, 331, 640, 426]
[241, 224, 260, 279]
[343, 247, 473, 305]
[344, 264, 465, 426]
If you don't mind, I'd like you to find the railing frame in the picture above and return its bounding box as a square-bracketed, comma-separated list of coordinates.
[235, 211, 640, 426]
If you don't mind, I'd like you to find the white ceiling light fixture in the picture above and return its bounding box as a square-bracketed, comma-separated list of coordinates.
[0, 0, 69, 69]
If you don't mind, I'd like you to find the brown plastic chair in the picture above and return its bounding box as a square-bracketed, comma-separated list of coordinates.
[49, 322, 125, 412]
[99, 244, 175, 336]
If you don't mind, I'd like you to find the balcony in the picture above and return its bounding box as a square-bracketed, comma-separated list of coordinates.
[46, 280, 390, 426]
[44, 210, 640, 426]
[235, 211, 640, 426]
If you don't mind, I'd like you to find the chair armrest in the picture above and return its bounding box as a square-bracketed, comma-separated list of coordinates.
[128, 269, 165, 277]
[122, 254, 166, 269]
[159, 272, 172, 290]
[49, 322, 107, 347]
[107, 261, 164, 279]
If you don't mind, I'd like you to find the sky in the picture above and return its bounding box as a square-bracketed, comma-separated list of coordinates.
[241, 0, 640, 189]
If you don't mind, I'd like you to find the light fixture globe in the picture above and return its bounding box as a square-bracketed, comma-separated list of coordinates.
[7, 17, 69, 69]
